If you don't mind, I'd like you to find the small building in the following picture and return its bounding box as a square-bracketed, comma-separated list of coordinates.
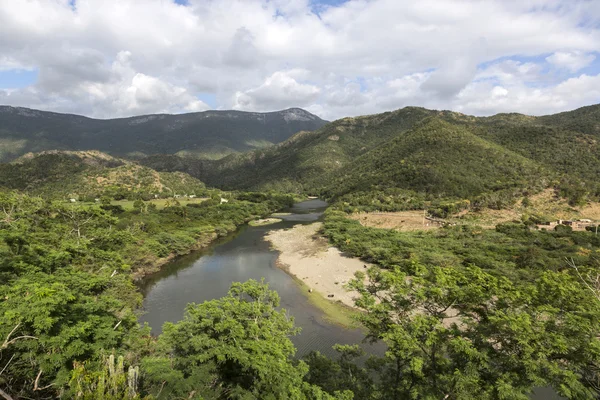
[537, 219, 596, 231]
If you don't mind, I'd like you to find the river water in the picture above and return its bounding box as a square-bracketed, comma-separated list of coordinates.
[138, 199, 562, 399]
[139, 199, 377, 358]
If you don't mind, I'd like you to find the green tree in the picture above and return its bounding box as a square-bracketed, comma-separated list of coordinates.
[348, 264, 600, 400]
[133, 199, 147, 214]
[153, 280, 351, 400]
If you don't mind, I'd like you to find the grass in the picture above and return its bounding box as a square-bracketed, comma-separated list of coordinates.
[289, 274, 361, 328]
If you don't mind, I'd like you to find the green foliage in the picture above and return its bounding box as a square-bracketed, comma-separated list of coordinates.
[318, 205, 600, 398]
[144, 104, 600, 209]
[68, 354, 146, 399]
[321, 118, 548, 202]
[0, 151, 208, 200]
[146, 280, 350, 400]
[0, 189, 294, 398]
[345, 264, 600, 399]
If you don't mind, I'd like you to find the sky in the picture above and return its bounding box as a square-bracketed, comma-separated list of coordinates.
[0, 0, 599, 120]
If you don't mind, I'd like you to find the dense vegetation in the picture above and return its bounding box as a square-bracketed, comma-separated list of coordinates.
[319, 118, 549, 200]
[2, 103, 600, 399]
[0, 189, 305, 398]
[141, 104, 600, 210]
[0, 106, 326, 161]
[311, 208, 600, 399]
[0, 151, 207, 200]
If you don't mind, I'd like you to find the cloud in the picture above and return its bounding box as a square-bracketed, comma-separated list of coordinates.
[233, 70, 320, 111]
[0, 0, 598, 120]
[546, 51, 596, 72]
[0, 50, 209, 118]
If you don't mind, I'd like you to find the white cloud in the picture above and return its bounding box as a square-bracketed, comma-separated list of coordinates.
[546, 51, 596, 72]
[233, 70, 320, 111]
[0, 50, 208, 118]
[0, 0, 598, 119]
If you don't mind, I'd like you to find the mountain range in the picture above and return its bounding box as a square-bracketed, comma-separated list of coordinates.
[1, 103, 600, 207]
[0, 106, 327, 161]
[139, 104, 600, 203]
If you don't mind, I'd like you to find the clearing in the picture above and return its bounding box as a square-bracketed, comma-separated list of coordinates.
[348, 211, 442, 231]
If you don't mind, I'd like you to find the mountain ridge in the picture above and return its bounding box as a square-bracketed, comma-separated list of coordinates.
[136, 103, 600, 206]
[0, 105, 327, 161]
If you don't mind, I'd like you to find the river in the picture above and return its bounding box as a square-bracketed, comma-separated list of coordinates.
[139, 199, 377, 358]
[138, 199, 562, 399]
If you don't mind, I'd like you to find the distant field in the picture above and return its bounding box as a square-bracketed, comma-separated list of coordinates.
[349, 190, 600, 231]
[349, 211, 441, 231]
[69, 197, 209, 210]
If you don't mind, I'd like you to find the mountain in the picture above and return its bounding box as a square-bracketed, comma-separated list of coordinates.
[0, 106, 327, 161]
[139, 104, 600, 203]
[0, 150, 206, 199]
[141, 107, 436, 191]
[320, 118, 549, 199]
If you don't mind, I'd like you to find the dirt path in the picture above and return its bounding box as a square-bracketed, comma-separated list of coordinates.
[265, 222, 368, 308]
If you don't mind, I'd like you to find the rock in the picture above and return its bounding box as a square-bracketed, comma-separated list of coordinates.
[327, 294, 334, 298]
[334, 281, 339, 285]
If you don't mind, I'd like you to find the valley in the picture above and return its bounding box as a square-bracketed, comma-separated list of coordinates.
[0, 104, 599, 400]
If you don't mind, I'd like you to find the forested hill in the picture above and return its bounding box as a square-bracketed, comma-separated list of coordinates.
[140, 104, 600, 204]
[0, 150, 207, 200]
[0, 106, 327, 161]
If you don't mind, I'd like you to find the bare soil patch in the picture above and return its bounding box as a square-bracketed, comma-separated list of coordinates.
[348, 211, 442, 231]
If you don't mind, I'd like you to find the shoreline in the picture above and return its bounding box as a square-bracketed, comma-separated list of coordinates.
[265, 222, 368, 327]
[131, 231, 220, 281]
[132, 210, 277, 282]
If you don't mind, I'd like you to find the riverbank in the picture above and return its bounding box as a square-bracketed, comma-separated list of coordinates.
[249, 217, 283, 226]
[131, 231, 219, 281]
[132, 205, 290, 281]
[265, 222, 368, 326]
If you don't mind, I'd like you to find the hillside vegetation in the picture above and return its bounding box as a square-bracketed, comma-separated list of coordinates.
[141, 104, 600, 209]
[0, 106, 327, 161]
[0, 150, 207, 200]
[320, 118, 549, 199]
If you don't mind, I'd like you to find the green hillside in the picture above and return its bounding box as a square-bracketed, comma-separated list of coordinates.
[0, 150, 206, 200]
[320, 118, 550, 199]
[138, 104, 600, 208]
[0, 106, 327, 161]
[141, 107, 436, 190]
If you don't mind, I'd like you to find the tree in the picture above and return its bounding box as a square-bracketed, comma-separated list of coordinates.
[132, 199, 147, 214]
[154, 280, 351, 400]
[347, 264, 600, 400]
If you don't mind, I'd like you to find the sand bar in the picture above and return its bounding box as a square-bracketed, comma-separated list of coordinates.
[265, 222, 369, 307]
[249, 218, 282, 226]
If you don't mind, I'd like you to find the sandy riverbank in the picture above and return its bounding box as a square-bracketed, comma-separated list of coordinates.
[249, 218, 283, 226]
[265, 222, 369, 308]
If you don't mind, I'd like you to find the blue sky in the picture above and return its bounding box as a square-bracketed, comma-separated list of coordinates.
[0, 0, 599, 119]
[0, 69, 38, 89]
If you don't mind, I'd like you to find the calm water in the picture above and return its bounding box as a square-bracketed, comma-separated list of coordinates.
[138, 199, 563, 398]
[139, 199, 377, 358]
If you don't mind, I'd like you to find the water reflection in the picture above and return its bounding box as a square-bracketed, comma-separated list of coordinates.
[139, 199, 377, 357]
